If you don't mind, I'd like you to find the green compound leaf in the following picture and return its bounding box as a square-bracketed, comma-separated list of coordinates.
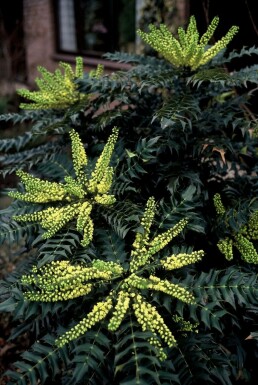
[188, 68, 231, 87]
[4, 335, 72, 385]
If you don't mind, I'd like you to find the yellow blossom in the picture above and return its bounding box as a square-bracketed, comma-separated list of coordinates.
[138, 16, 239, 70]
[10, 128, 118, 246]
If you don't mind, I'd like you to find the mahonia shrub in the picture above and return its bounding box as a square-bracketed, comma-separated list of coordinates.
[0, 14, 258, 385]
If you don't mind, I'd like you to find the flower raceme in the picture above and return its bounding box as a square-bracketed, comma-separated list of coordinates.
[21, 260, 123, 302]
[9, 127, 119, 247]
[213, 193, 258, 263]
[137, 16, 239, 70]
[21, 197, 204, 359]
[17, 57, 104, 110]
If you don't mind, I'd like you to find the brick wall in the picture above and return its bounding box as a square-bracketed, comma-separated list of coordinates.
[23, 0, 56, 84]
[22, 0, 189, 84]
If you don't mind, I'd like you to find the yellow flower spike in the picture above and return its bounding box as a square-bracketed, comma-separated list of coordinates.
[9, 191, 52, 204]
[9, 129, 118, 245]
[13, 207, 57, 223]
[64, 176, 86, 198]
[76, 201, 93, 232]
[127, 274, 195, 303]
[137, 16, 238, 71]
[21, 197, 204, 359]
[69, 128, 88, 186]
[17, 57, 87, 110]
[177, 27, 187, 50]
[8, 170, 67, 203]
[24, 283, 93, 302]
[233, 234, 258, 263]
[241, 211, 258, 240]
[91, 259, 124, 275]
[185, 15, 199, 46]
[132, 196, 156, 249]
[94, 194, 116, 205]
[75, 56, 84, 78]
[132, 294, 177, 348]
[214, 194, 258, 263]
[199, 16, 219, 47]
[89, 64, 104, 78]
[95, 167, 114, 194]
[172, 315, 199, 333]
[41, 204, 81, 239]
[124, 274, 149, 290]
[16, 170, 66, 196]
[21, 260, 117, 300]
[59, 62, 75, 83]
[130, 199, 189, 273]
[130, 197, 156, 272]
[199, 25, 239, 67]
[81, 217, 94, 247]
[108, 291, 130, 331]
[147, 218, 188, 256]
[161, 250, 204, 270]
[88, 127, 119, 193]
[217, 238, 233, 261]
[148, 336, 168, 361]
[56, 298, 113, 347]
[148, 275, 195, 304]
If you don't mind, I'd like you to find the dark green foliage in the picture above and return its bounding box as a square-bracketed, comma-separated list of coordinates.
[1, 17, 258, 385]
[0, 200, 41, 245]
[4, 335, 73, 385]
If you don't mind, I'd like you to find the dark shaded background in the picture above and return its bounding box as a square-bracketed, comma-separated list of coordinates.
[190, 0, 258, 68]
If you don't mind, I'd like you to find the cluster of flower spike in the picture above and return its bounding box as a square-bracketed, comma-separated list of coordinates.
[17, 58, 104, 110]
[213, 193, 258, 263]
[132, 293, 176, 347]
[130, 196, 189, 272]
[21, 197, 204, 359]
[137, 16, 239, 70]
[217, 237, 234, 261]
[172, 315, 199, 333]
[22, 260, 122, 302]
[9, 127, 119, 246]
[241, 211, 258, 241]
